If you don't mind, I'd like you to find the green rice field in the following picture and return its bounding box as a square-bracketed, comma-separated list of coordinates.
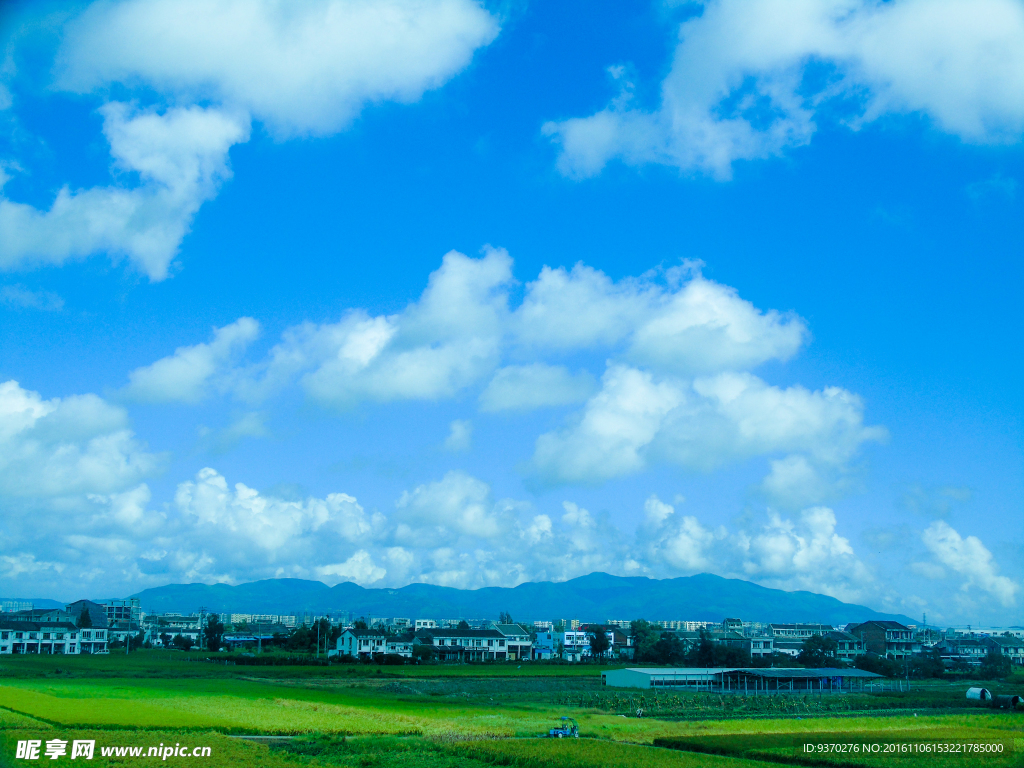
[1, 652, 1021, 767]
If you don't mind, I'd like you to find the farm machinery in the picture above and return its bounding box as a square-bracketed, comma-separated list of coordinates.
[544, 716, 579, 738]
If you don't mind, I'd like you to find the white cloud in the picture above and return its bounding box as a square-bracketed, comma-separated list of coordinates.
[124, 317, 260, 403]
[394, 470, 511, 544]
[512, 262, 653, 351]
[761, 455, 838, 508]
[250, 248, 513, 407]
[0, 284, 64, 311]
[922, 521, 1018, 607]
[531, 365, 682, 485]
[737, 506, 870, 601]
[175, 467, 378, 553]
[545, 0, 1024, 178]
[317, 550, 386, 585]
[0, 379, 161, 498]
[627, 272, 807, 374]
[531, 366, 884, 488]
[109, 250, 879, 508]
[639, 494, 721, 572]
[56, 0, 500, 138]
[0, 450, 876, 609]
[444, 419, 473, 452]
[513, 261, 806, 373]
[1, 0, 498, 279]
[0, 103, 249, 280]
[479, 364, 596, 412]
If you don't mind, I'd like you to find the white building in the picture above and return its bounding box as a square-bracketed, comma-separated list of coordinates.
[533, 630, 590, 661]
[414, 619, 437, 630]
[332, 628, 387, 659]
[0, 621, 105, 654]
[386, 634, 415, 657]
[495, 624, 533, 661]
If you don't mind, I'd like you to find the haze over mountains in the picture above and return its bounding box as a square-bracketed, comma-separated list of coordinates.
[97, 573, 915, 625]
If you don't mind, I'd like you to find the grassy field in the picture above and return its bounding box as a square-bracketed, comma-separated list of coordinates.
[1, 651, 1021, 767]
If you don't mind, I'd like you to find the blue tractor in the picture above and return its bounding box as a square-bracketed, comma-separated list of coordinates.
[545, 716, 579, 738]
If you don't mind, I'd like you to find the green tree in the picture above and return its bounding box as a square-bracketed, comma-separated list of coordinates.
[353, 618, 368, 630]
[588, 626, 611, 659]
[412, 644, 435, 661]
[855, 652, 900, 677]
[78, 607, 92, 628]
[798, 634, 839, 668]
[172, 634, 194, 651]
[287, 624, 311, 651]
[651, 632, 686, 665]
[498, 612, 513, 625]
[203, 613, 225, 652]
[978, 652, 1012, 680]
[630, 619, 661, 662]
[908, 647, 945, 679]
[693, 628, 717, 667]
[457, 620, 470, 629]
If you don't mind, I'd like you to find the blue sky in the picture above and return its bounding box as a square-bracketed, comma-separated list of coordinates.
[0, 0, 1021, 625]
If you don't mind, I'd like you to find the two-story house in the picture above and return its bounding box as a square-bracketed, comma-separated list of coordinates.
[983, 636, 1024, 665]
[937, 637, 987, 666]
[846, 621, 918, 660]
[415, 628, 508, 661]
[386, 633, 415, 658]
[333, 628, 387, 659]
[769, 623, 835, 640]
[495, 623, 533, 661]
[824, 630, 864, 662]
[0, 621, 85, 654]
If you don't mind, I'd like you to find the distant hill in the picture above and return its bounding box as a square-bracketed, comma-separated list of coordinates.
[129, 573, 915, 626]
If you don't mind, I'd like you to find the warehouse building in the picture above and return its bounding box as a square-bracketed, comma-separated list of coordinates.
[601, 667, 883, 693]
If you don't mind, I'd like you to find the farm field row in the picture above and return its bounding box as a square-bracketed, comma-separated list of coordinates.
[3, 723, 1017, 768]
[0, 650, 620, 680]
[1, 676, 1019, 740]
[1, 655, 1020, 768]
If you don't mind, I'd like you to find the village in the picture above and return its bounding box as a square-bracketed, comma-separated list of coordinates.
[2, 597, 1021, 678]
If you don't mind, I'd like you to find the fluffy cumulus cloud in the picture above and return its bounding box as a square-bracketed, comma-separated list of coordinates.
[545, 0, 1024, 178]
[55, 0, 500, 138]
[531, 367, 885, 493]
[0, 380, 160, 498]
[0, 0, 499, 278]
[0, 254, 895, 601]
[4, 434, 1015, 617]
[0, 380, 164, 594]
[512, 260, 807, 371]
[635, 495, 870, 601]
[0, 103, 248, 279]
[120, 251, 878, 504]
[238, 248, 512, 407]
[736, 506, 871, 601]
[921, 521, 1018, 607]
[124, 317, 260, 403]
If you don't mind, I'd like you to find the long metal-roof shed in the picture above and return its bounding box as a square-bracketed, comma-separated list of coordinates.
[601, 667, 883, 693]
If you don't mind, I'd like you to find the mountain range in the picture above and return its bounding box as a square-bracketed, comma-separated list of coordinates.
[114, 573, 914, 626]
